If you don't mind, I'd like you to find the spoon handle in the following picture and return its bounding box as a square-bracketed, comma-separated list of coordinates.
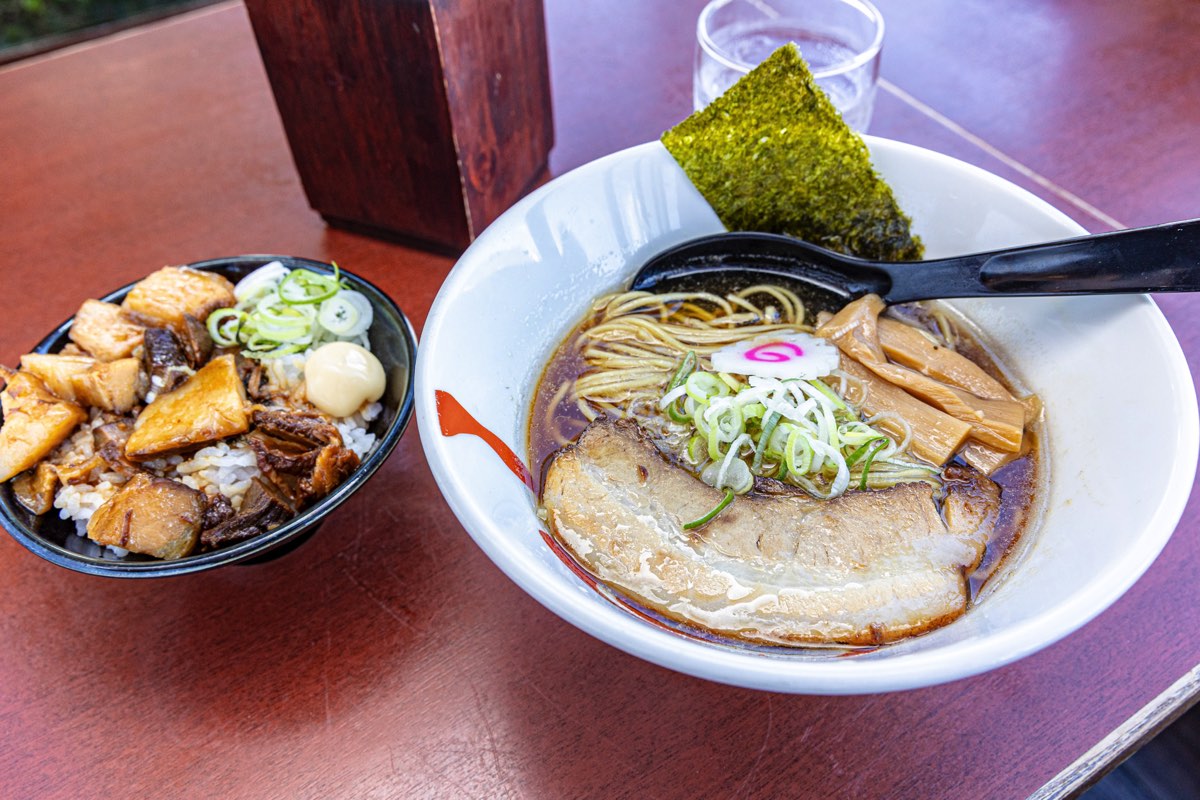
[885, 218, 1200, 303]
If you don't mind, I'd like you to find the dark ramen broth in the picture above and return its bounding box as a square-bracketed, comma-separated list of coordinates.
[529, 296, 1042, 602]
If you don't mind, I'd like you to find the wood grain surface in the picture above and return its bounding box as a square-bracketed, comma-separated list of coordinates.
[242, 0, 552, 251]
[0, 2, 1197, 798]
[242, 0, 469, 249]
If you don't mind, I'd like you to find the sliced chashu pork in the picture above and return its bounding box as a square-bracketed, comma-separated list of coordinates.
[541, 418, 999, 646]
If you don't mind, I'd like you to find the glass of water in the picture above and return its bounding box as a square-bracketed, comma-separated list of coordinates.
[694, 0, 885, 131]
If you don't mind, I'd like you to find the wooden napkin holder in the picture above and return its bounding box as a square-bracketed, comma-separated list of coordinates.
[244, 0, 554, 253]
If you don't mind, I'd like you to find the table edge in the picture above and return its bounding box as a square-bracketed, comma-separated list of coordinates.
[1030, 663, 1200, 799]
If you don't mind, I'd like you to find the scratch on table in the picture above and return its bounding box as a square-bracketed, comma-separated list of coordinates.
[335, 555, 415, 631]
[471, 684, 526, 800]
[379, 501, 403, 526]
[733, 695, 774, 797]
[382, 557, 407, 588]
[412, 743, 477, 799]
[526, 680, 571, 727]
[796, 719, 815, 747]
[347, 525, 365, 562]
[415, 735, 523, 799]
[323, 612, 333, 729]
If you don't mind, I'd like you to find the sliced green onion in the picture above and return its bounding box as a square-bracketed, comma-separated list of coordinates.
[205, 263, 371, 360]
[763, 424, 790, 459]
[666, 351, 697, 393]
[243, 332, 281, 352]
[710, 403, 744, 443]
[318, 295, 364, 335]
[713, 434, 754, 493]
[703, 403, 745, 464]
[752, 410, 781, 472]
[682, 489, 735, 530]
[808, 378, 849, 412]
[241, 342, 307, 360]
[255, 325, 310, 343]
[845, 435, 888, 468]
[233, 261, 288, 303]
[707, 422, 724, 461]
[661, 365, 935, 501]
[278, 268, 340, 305]
[667, 398, 693, 424]
[740, 402, 766, 421]
[661, 352, 695, 423]
[784, 426, 814, 477]
[334, 290, 373, 334]
[821, 402, 840, 450]
[686, 371, 728, 404]
[255, 297, 316, 325]
[717, 372, 741, 392]
[207, 308, 244, 347]
[858, 439, 888, 489]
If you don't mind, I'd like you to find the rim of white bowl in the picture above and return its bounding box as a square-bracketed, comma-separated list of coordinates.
[417, 138, 1199, 693]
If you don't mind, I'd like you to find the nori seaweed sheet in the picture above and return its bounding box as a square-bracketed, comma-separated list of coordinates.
[662, 44, 923, 261]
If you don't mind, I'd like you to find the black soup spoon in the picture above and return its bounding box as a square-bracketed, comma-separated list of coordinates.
[628, 219, 1200, 313]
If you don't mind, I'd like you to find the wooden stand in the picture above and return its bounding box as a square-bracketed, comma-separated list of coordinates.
[243, 0, 554, 253]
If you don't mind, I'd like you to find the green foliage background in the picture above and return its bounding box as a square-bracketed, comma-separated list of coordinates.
[1, 0, 190, 47]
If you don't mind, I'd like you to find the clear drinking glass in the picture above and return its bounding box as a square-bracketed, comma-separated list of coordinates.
[694, 0, 885, 131]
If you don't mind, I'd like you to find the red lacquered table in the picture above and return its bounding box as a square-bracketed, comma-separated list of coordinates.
[1, 2, 1197, 798]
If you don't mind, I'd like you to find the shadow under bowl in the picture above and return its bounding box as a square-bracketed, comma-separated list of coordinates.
[0, 255, 417, 577]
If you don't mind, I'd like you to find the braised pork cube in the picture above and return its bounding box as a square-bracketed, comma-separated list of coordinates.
[21, 353, 147, 413]
[92, 419, 138, 477]
[121, 267, 236, 333]
[94, 419, 133, 452]
[241, 359, 271, 402]
[69, 300, 145, 361]
[307, 445, 360, 498]
[0, 367, 88, 483]
[142, 328, 192, 394]
[200, 478, 294, 550]
[86, 472, 205, 559]
[11, 462, 60, 515]
[201, 492, 235, 530]
[19, 353, 95, 402]
[247, 409, 360, 506]
[71, 358, 147, 414]
[124, 354, 248, 461]
[178, 314, 214, 368]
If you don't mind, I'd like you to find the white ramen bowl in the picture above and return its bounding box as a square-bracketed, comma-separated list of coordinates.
[416, 138, 1198, 693]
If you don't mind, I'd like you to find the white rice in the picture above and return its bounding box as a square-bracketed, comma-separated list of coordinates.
[144, 374, 164, 404]
[54, 480, 121, 533]
[264, 352, 309, 394]
[173, 441, 261, 510]
[53, 411, 101, 463]
[336, 402, 381, 461]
